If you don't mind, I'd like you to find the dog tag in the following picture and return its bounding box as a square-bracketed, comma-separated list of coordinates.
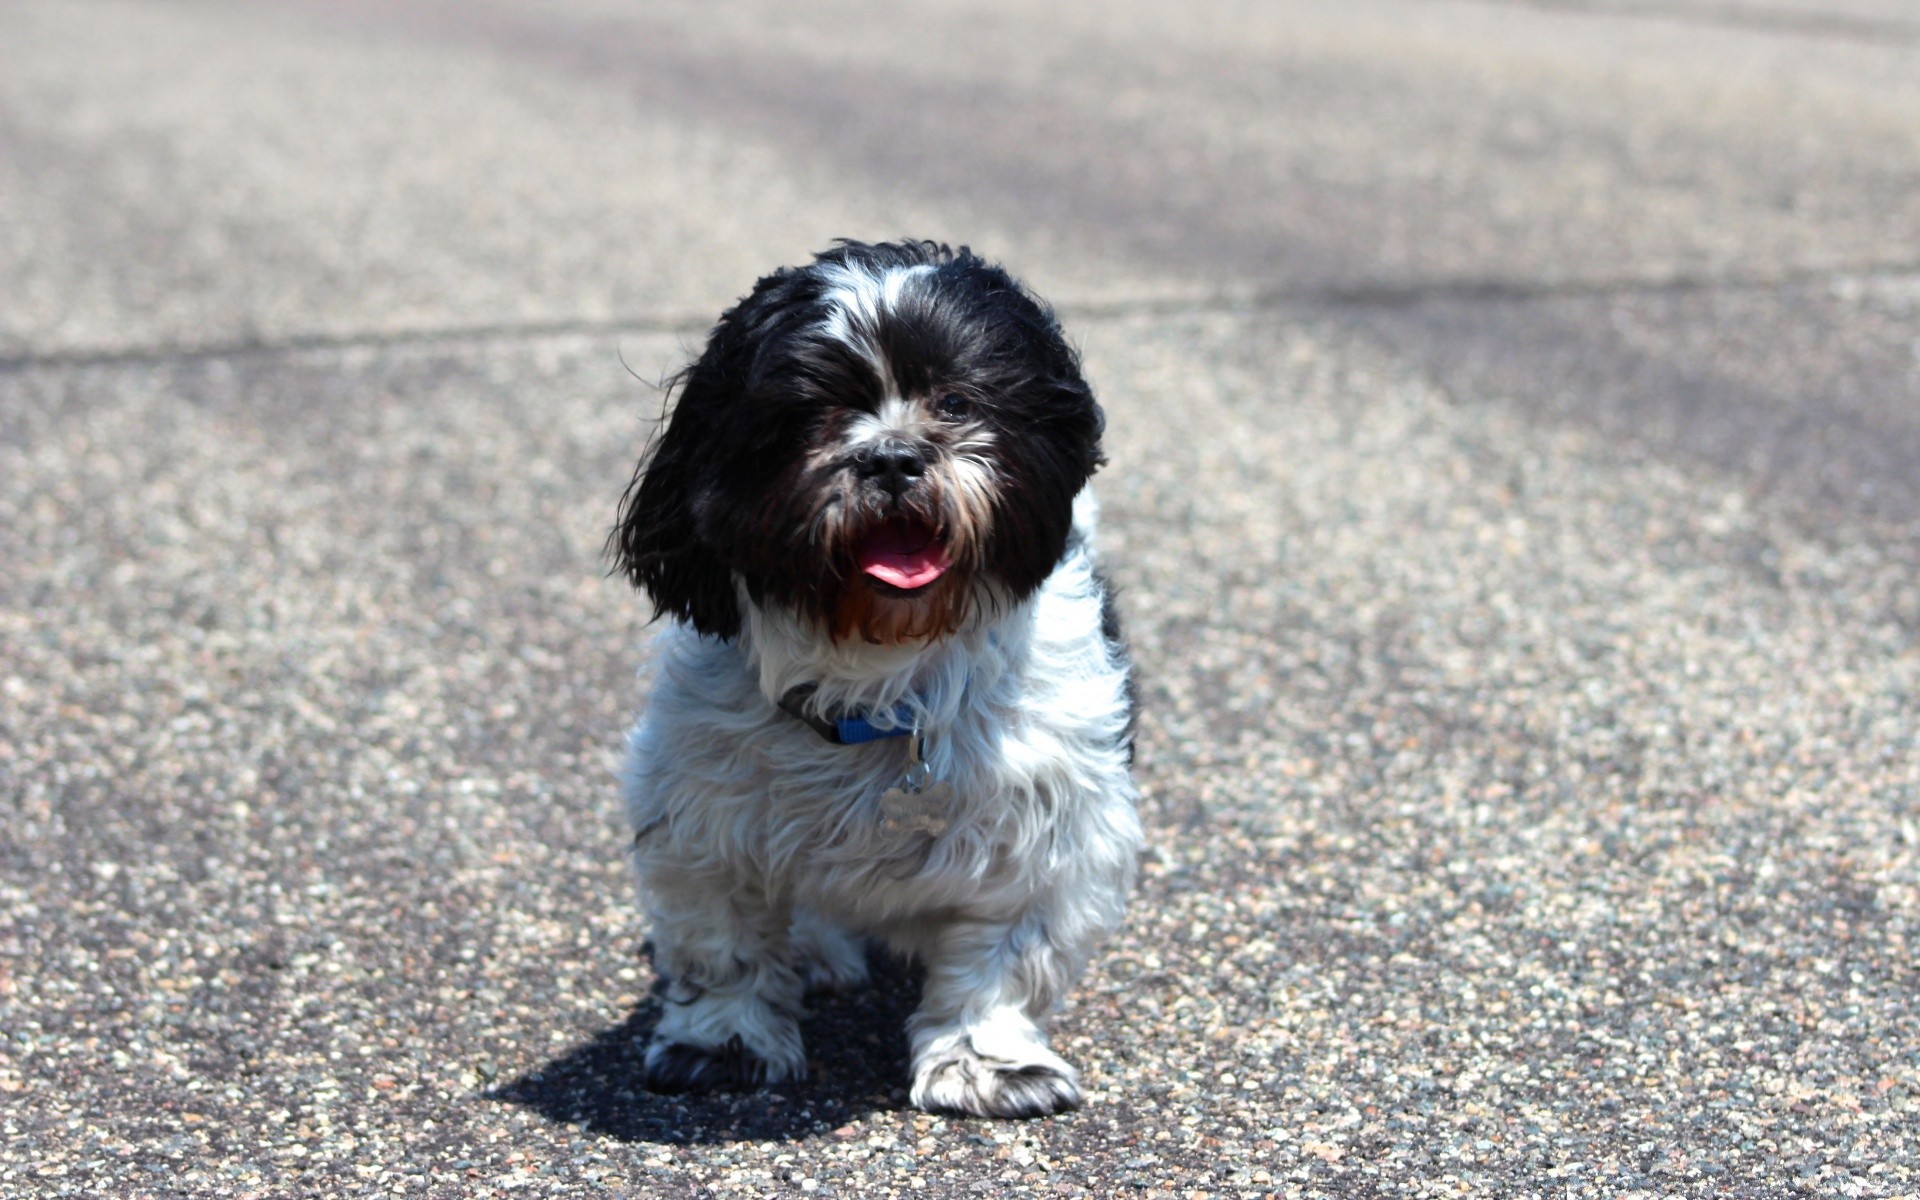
[879, 730, 953, 837]
[879, 781, 954, 836]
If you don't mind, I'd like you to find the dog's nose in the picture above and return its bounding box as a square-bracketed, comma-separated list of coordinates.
[856, 441, 926, 499]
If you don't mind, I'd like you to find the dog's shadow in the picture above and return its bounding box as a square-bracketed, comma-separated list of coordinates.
[493, 946, 922, 1144]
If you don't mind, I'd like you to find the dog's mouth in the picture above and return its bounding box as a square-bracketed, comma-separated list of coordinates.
[855, 518, 951, 592]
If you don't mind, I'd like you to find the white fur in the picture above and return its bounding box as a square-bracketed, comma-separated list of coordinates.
[817, 262, 934, 403]
[621, 499, 1139, 1116]
[845, 396, 931, 449]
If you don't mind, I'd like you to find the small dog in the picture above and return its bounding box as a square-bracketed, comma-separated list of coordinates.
[612, 240, 1140, 1118]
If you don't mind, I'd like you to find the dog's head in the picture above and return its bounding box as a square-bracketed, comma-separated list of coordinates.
[613, 240, 1105, 644]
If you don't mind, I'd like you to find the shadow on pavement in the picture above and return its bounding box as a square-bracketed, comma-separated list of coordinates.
[493, 947, 922, 1144]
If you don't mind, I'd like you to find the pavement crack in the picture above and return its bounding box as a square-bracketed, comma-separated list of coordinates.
[4, 262, 1916, 373]
[1063, 261, 1920, 320]
[1458, 0, 1920, 46]
[0, 313, 714, 374]
[1277, 261, 1920, 310]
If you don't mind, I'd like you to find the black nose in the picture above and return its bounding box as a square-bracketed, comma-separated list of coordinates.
[856, 441, 926, 499]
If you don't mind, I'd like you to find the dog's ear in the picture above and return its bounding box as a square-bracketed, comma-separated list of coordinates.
[611, 267, 824, 638]
[611, 328, 764, 641]
[611, 382, 738, 639]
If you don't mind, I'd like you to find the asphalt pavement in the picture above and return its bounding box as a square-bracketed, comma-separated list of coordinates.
[3, 1, 1918, 1196]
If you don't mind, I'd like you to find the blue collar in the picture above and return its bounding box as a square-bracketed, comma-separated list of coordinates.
[777, 684, 916, 745]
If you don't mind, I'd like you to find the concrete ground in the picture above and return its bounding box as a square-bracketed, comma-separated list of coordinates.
[3, 1, 1918, 1196]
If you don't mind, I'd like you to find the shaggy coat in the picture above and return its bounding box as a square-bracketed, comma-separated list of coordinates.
[614, 240, 1140, 1118]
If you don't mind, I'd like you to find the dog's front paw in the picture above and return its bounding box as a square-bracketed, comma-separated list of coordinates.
[644, 1034, 798, 1094]
[909, 1021, 1082, 1118]
[642, 986, 806, 1094]
[911, 1047, 1081, 1118]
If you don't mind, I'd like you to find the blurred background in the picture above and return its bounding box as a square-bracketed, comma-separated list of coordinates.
[3, 1, 1918, 1196]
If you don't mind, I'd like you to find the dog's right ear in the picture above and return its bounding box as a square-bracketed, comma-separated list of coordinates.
[610, 306, 770, 641]
[611, 266, 822, 640]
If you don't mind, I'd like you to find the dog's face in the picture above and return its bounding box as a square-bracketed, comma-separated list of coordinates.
[615, 241, 1105, 644]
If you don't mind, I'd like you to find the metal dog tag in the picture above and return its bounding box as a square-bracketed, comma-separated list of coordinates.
[879, 730, 953, 837]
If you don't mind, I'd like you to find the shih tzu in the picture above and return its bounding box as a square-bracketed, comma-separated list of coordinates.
[611, 240, 1140, 1118]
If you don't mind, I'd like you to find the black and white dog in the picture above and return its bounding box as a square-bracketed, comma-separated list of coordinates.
[612, 240, 1140, 1118]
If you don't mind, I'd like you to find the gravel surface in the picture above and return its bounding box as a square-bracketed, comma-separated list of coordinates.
[4, 1, 1919, 1197]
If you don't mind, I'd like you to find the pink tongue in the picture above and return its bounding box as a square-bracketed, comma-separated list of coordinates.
[858, 525, 951, 590]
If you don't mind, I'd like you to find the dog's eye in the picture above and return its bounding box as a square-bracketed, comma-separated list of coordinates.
[935, 393, 971, 419]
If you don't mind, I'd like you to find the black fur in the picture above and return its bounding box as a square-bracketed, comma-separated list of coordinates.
[611, 240, 1105, 639]
[643, 1036, 771, 1094]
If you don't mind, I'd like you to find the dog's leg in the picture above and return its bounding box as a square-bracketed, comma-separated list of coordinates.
[906, 919, 1084, 1118]
[789, 907, 871, 995]
[639, 868, 806, 1093]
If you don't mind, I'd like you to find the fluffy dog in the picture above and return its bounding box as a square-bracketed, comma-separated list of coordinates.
[612, 240, 1140, 1118]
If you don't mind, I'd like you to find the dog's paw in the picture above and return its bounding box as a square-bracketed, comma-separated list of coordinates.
[909, 1041, 1082, 1118]
[642, 1033, 805, 1094]
[642, 984, 806, 1094]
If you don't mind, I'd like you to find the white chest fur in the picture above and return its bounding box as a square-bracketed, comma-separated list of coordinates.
[622, 537, 1138, 932]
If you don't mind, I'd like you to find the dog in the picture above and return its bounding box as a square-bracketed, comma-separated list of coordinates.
[611, 239, 1141, 1118]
